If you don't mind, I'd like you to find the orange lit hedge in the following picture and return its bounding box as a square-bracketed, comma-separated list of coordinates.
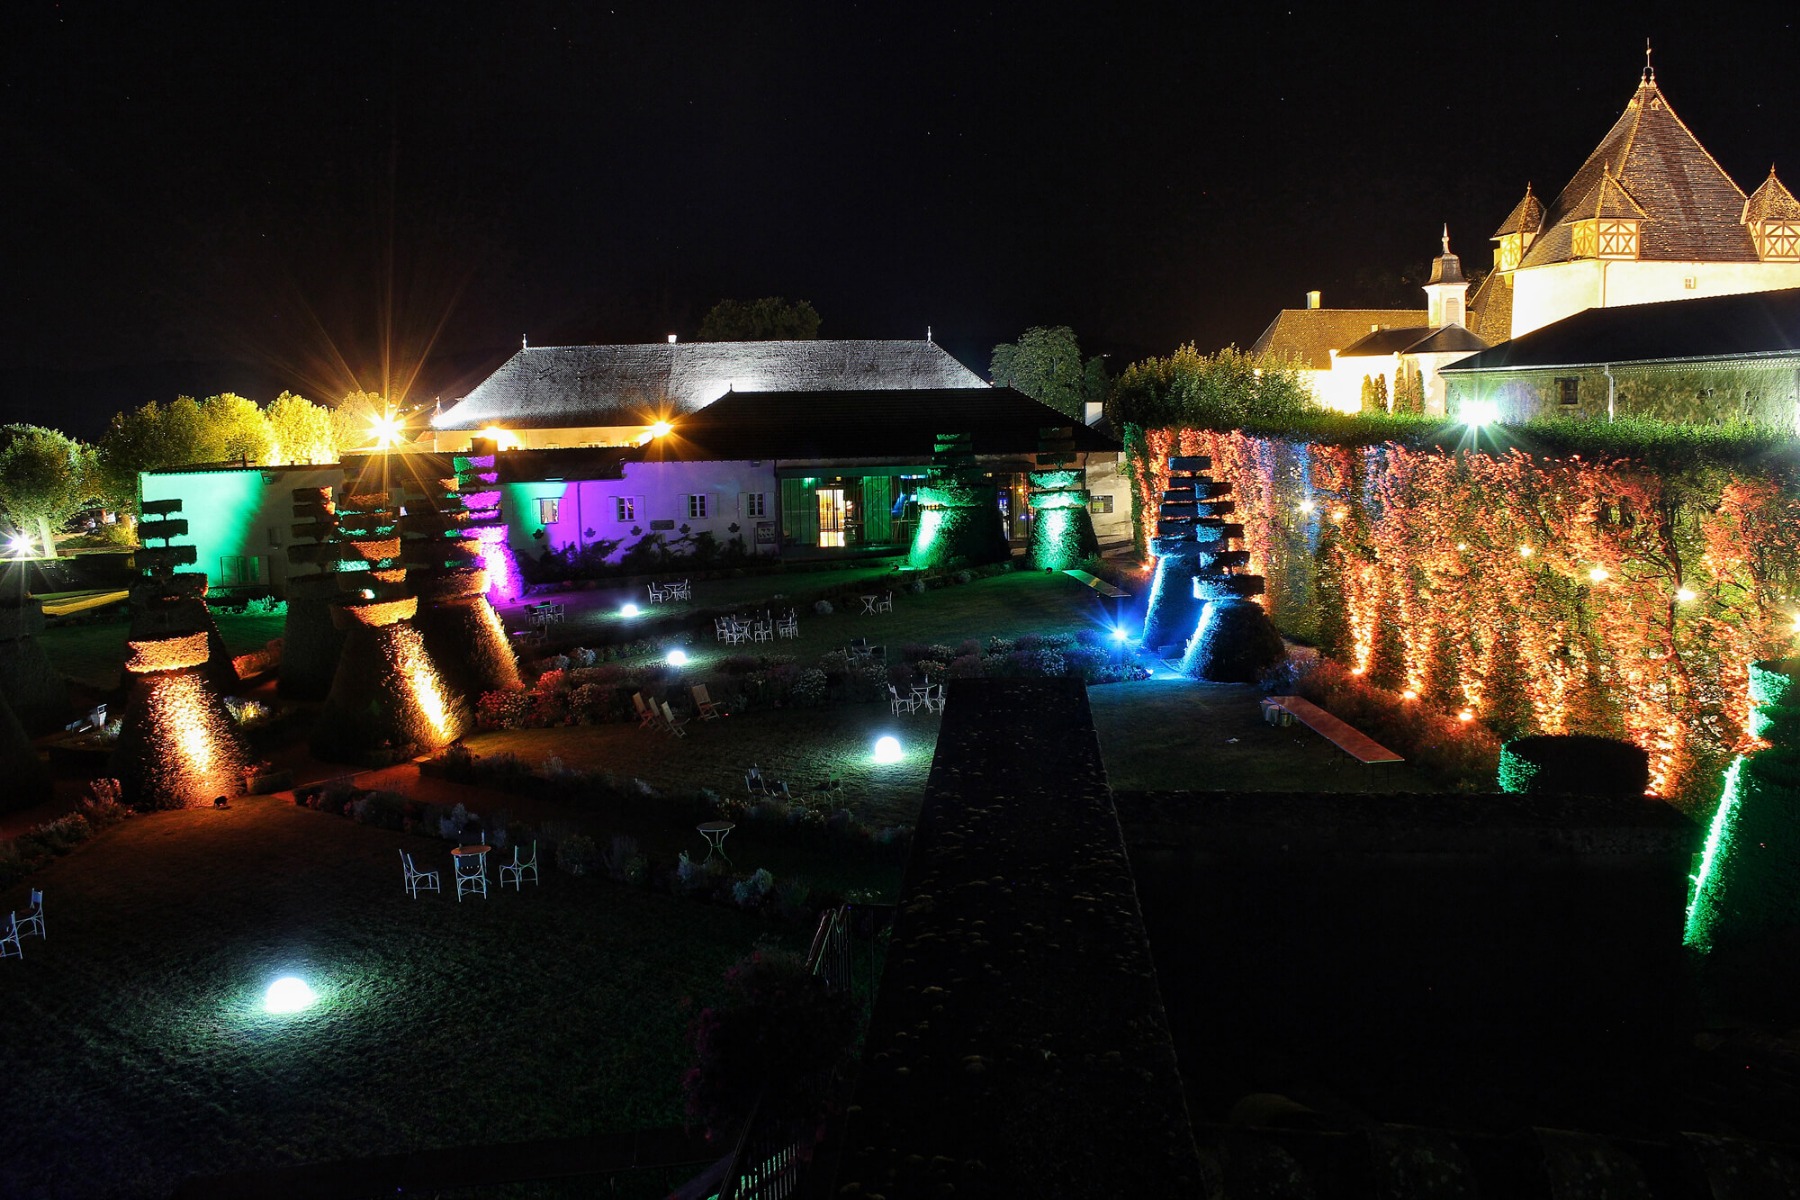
[1130, 427, 1800, 806]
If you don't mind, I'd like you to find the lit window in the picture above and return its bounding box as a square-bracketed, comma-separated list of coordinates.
[742, 492, 767, 518]
[614, 496, 636, 522]
[686, 494, 709, 519]
[1090, 495, 1114, 514]
[537, 498, 560, 524]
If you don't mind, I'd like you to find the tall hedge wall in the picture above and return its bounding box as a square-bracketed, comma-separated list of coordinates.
[1126, 425, 1800, 809]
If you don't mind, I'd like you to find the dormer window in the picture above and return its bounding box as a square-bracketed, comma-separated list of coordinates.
[1752, 220, 1800, 261]
[1571, 218, 1640, 260]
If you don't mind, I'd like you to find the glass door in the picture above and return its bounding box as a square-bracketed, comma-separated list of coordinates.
[817, 488, 847, 547]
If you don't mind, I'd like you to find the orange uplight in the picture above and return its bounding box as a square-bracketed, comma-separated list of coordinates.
[479, 425, 521, 451]
[1458, 710, 1475, 722]
[1402, 690, 1418, 701]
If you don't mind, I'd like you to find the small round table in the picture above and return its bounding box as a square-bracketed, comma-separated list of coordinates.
[697, 821, 735, 865]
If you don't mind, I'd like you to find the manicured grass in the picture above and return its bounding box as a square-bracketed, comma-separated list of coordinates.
[2, 797, 796, 1198]
[1088, 677, 1441, 793]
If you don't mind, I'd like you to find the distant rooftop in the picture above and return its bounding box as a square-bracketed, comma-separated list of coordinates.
[1443, 287, 1800, 372]
[434, 339, 987, 431]
[1250, 307, 1428, 370]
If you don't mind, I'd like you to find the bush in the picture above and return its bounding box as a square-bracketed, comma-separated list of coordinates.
[683, 949, 860, 1138]
[813, 599, 834, 616]
[604, 835, 648, 886]
[1498, 735, 1651, 795]
[556, 833, 600, 876]
[905, 577, 927, 595]
[731, 867, 775, 908]
[477, 689, 533, 730]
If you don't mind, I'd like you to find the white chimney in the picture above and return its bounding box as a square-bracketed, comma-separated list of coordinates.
[1083, 400, 1104, 426]
[1306, 290, 1322, 309]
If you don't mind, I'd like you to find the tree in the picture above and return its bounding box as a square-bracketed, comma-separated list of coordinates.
[1107, 344, 1316, 431]
[265, 391, 338, 464]
[0, 425, 94, 558]
[696, 297, 822, 341]
[990, 326, 1108, 420]
[329, 390, 396, 453]
[200, 393, 274, 465]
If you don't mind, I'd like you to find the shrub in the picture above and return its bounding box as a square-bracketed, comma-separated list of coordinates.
[954, 638, 982, 659]
[683, 949, 860, 1138]
[791, 668, 828, 707]
[953, 569, 974, 584]
[813, 599, 834, 616]
[605, 835, 648, 886]
[904, 578, 926, 595]
[1498, 735, 1651, 795]
[476, 689, 533, 730]
[350, 790, 408, 830]
[731, 867, 775, 908]
[946, 653, 984, 679]
[556, 833, 600, 876]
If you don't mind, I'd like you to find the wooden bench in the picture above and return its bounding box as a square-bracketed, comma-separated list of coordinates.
[1061, 569, 1130, 600]
[1266, 695, 1404, 763]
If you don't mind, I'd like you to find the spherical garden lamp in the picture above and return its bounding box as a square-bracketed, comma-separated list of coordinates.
[666, 648, 689, 667]
[872, 735, 903, 764]
[621, 603, 641, 618]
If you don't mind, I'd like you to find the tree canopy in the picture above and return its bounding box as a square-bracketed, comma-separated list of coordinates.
[0, 425, 95, 557]
[989, 326, 1109, 420]
[696, 297, 822, 341]
[1106, 344, 1316, 432]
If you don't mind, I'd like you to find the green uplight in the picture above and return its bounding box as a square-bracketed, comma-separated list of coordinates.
[264, 975, 317, 1014]
[1684, 759, 1744, 950]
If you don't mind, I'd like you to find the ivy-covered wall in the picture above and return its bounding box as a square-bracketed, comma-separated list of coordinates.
[1127, 426, 1800, 808]
[1447, 359, 1800, 428]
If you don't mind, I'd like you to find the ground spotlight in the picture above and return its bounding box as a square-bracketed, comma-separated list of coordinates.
[666, 648, 688, 667]
[872, 735, 902, 764]
[621, 603, 640, 618]
[264, 976, 317, 1015]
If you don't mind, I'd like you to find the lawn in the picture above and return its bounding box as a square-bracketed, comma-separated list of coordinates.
[1, 797, 796, 1199]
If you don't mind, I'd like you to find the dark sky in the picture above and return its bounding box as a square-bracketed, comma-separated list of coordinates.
[5, 1, 1798, 436]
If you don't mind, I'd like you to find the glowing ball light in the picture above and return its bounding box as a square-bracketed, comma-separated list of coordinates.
[621, 603, 640, 618]
[1111, 627, 1129, 643]
[872, 736, 903, 764]
[666, 649, 688, 667]
[264, 976, 317, 1015]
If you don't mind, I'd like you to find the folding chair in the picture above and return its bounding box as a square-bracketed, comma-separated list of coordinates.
[399, 850, 441, 899]
[888, 684, 919, 715]
[715, 616, 733, 642]
[692, 684, 722, 719]
[660, 700, 690, 737]
[746, 764, 772, 798]
[500, 841, 539, 890]
[647, 582, 666, 604]
[17, 889, 44, 940]
[632, 692, 660, 728]
[878, 590, 894, 613]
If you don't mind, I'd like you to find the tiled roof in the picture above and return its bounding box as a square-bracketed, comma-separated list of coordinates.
[1442, 287, 1800, 372]
[1337, 325, 1490, 358]
[1492, 186, 1545, 237]
[642, 387, 1120, 463]
[1520, 77, 1758, 268]
[1568, 167, 1648, 220]
[434, 340, 987, 431]
[1466, 270, 1514, 344]
[1249, 308, 1428, 369]
[1743, 167, 1800, 224]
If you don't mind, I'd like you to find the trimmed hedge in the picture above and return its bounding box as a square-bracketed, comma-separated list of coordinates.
[1498, 735, 1650, 796]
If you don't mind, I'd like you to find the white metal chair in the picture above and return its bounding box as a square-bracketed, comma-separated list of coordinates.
[714, 616, 733, 642]
[454, 850, 488, 902]
[660, 700, 690, 737]
[669, 579, 691, 600]
[888, 684, 919, 715]
[400, 850, 441, 899]
[752, 620, 773, 643]
[878, 591, 894, 613]
[17, 889, 44, 939]
[692, 684, 722, 719]
[647, 582, 666, 604]
[921, 683, 946, 714]
[1, 912, 22, 960]
[777, 611, 798, 639]
[500, 841, 539, 891]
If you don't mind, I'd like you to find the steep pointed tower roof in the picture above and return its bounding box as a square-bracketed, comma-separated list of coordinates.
[1426, 225, 1466, 285]
[1743, 166, 1800, 224]
[1492, 184, 1545, 238]
[1520, 62, 1757, 267]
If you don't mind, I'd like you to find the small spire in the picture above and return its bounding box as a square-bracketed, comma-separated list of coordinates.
[522, 334, 529, 350]
[1643, 38, 1654, 83]
[1441, 224, 1451, 255]
[927, 325, 933, 342]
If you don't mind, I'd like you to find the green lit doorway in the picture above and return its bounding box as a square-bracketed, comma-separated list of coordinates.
[817, 487, 848, 547]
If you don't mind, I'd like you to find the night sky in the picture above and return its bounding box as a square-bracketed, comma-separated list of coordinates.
[6, 1, 1799, 437]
